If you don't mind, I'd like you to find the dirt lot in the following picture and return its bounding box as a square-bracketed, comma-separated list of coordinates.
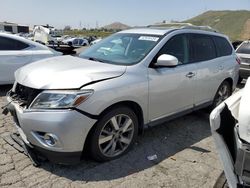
[1, 84, 243, 188]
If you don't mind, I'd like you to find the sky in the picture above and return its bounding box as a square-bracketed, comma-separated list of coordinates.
[1, 0, 250, 29]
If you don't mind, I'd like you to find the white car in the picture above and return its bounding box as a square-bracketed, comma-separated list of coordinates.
[63, 37, 89, 47]
[0, 33, 62, 85]
[90, 38, 102, 45]
[210, 78, 250, 187]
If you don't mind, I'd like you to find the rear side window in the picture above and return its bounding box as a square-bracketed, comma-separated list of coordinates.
[73, 39, 79, 45]
[236, 42, 250, 54]
[213, 36, 232, 56]
[157, 34, 189, 64]
[190, 34, 216, 62]
[0, 36, 29, 50]
[79, 39, 83, 44]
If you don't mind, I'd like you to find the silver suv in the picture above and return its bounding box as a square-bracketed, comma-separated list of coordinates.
[4, 28, 239, 164]
[236, 41, 250, 83]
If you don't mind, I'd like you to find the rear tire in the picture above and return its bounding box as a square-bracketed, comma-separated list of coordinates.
[238, 76, 243, 84]
[211, 81, 231, 110]
[90, 106, 138, 162]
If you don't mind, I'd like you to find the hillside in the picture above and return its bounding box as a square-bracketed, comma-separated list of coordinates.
[185, 10, 250, 41]
[103, 22, 130, 31]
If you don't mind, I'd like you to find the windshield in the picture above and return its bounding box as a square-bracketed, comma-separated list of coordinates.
[79, 33, 161, 65]
[236, 42, 250, 54]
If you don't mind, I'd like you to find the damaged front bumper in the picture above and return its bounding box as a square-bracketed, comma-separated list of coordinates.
[2, 95, 97, 165]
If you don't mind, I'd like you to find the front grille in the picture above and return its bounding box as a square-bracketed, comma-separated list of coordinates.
[9, 83, 42, 108]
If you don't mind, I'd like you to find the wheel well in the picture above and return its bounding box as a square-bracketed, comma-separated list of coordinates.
[99, 101, 144, 134]
[223, 78, 233, 92]
[81, 101, 144, 157]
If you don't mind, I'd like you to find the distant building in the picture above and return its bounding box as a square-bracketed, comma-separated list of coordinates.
[0, 22, 29, 33]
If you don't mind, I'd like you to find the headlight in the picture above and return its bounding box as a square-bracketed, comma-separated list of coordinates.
[30, 90, 93, 109]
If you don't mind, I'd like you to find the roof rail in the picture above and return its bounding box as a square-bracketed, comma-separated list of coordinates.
[147, 22, 192, 28]
[181, 25, 218, 32]
[146, 22, 217, 32]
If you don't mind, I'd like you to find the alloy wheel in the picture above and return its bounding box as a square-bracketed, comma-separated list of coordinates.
[215, 83, 230, 106]
[98, 114, 134, 157]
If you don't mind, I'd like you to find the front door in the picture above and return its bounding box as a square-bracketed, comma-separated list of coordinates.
[148, 34, 197, 121]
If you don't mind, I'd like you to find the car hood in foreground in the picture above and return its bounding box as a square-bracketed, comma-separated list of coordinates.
[15, 55, 126, 89]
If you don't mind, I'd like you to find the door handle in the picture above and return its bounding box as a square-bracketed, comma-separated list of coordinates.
[186, 72, 195, 78]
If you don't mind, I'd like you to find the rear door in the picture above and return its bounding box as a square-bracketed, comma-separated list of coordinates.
[78, 39, 84, 46]
[73, 39, 79, 46]
[148, 34, 197, 121]
[190, 34, 228, 105]
[0, 36, 32, 84]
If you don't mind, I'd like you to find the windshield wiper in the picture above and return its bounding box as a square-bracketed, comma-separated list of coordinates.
[88, 57, 104, 62]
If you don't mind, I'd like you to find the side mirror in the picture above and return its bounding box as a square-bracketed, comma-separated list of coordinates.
[155, 54, 178, 67]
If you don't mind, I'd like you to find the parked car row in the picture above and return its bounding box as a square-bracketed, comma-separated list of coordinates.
[2, 27, 240, 164]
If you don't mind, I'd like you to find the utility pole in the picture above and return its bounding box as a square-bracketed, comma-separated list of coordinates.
[96, 21, 99, 29]
[79, 21, 82, 30]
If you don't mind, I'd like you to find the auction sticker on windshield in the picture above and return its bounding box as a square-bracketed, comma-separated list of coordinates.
[138, 36, 159, 42]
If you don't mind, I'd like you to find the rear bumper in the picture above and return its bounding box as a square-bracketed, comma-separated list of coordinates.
[239, 67, 250, 79]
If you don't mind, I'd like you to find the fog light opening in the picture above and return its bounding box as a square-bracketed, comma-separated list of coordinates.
[44, 133, 58, 147]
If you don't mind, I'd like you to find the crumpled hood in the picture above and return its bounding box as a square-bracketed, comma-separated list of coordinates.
[15, 55, 126, 89]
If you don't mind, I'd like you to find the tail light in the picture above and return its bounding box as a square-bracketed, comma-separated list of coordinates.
[236, 57, 241, 65]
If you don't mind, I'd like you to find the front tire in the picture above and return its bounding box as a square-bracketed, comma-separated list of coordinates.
[90, 106, 138, 162]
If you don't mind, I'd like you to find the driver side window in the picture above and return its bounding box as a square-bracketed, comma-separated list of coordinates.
[157, 34, 189, 64]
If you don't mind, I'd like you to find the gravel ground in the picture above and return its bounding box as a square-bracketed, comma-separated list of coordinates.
[0, 83, 232, 188]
